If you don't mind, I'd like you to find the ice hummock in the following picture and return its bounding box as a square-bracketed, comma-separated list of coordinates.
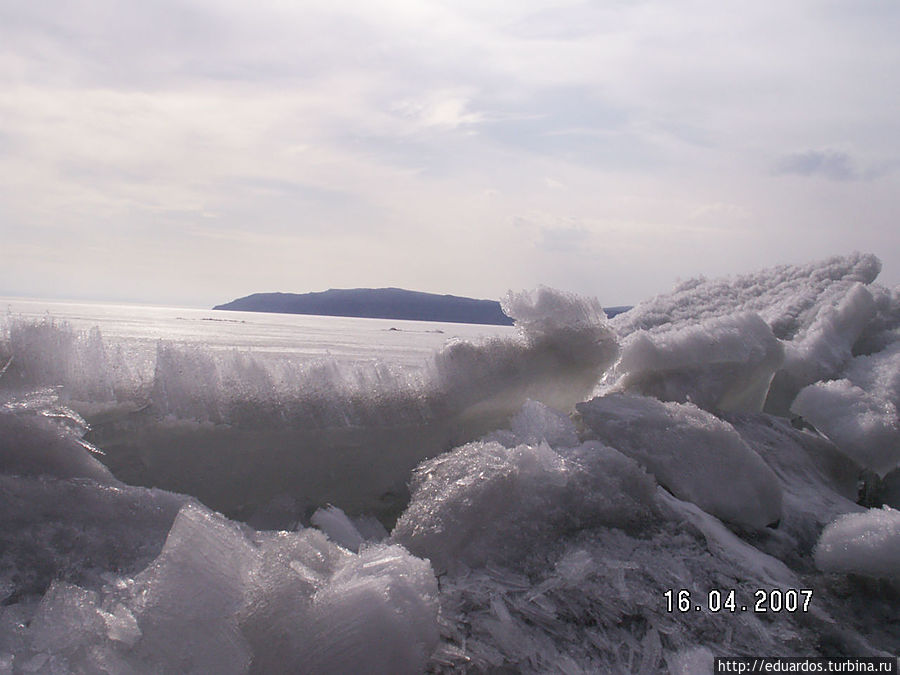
[3, 252, 900, 671]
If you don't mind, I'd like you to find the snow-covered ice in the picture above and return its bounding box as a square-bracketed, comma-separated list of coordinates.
[576, 393, 783, 528]
[792, 340, 900, 476]
[606, 312, 784, 413]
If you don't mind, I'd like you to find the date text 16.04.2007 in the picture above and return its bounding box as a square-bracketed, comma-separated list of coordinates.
[663, 588, 812, 614]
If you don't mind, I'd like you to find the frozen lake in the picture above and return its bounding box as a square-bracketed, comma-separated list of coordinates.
[1, 296, 515, 366]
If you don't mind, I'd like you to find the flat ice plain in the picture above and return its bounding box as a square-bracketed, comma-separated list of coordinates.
[1, 252, 898, 673]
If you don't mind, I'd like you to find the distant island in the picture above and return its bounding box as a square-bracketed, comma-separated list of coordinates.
[214, 288, 515, 325]
[214, 288, 631, 326]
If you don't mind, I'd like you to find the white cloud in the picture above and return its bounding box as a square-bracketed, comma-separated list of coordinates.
[391, 91, 484, 130]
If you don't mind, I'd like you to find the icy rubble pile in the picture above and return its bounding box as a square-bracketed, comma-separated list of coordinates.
[724, 413, 861, 565]
[395, 400, 893, 671]
[2, 253, 900, 672]
[0, 397, 439, 674]
[397, 253, 900, 670]
[604, 253, 900, 482]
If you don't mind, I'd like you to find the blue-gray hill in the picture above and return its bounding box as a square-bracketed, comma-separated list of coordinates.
[213, 288, 516, 325]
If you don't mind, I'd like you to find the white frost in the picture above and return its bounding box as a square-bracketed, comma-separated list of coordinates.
[815, 506, 900, 579]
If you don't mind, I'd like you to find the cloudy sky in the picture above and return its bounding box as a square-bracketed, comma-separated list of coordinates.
[1, 0, 898, 308]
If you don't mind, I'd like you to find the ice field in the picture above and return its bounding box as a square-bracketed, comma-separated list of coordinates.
[1, 252, 899, 673]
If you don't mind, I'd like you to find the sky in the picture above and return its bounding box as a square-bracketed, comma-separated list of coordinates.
[1, 0, 898, 308]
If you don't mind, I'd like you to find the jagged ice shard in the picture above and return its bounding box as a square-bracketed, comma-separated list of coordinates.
[1, 253, 899, 672]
